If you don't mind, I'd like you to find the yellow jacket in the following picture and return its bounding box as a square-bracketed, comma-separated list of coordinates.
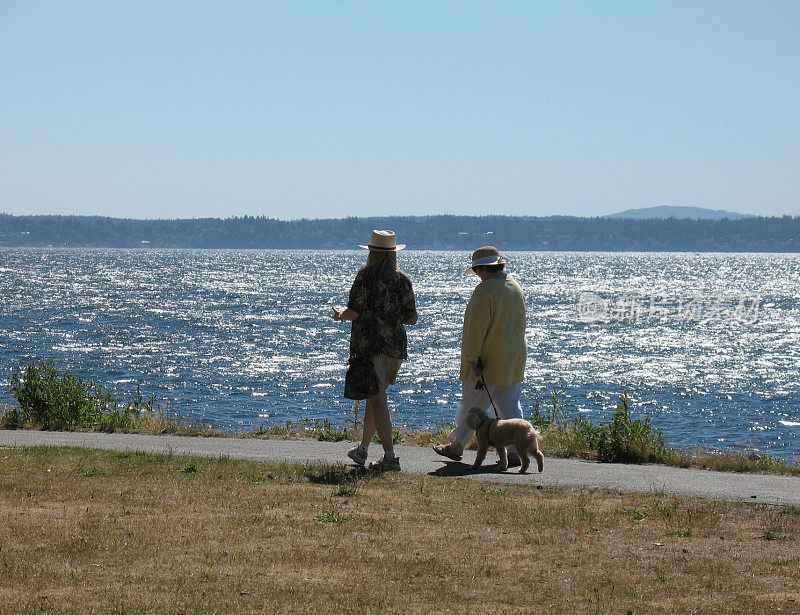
[460, 277, 526, 386]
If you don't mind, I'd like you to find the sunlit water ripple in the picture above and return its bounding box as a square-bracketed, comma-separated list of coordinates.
[1, 249, 798, 460]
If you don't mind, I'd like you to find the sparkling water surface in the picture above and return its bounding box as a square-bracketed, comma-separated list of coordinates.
[1, 249, 798, 460]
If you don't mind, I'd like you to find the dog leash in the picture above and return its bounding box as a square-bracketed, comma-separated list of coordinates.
[474, 358, 502, 448]
[475, 374, 498, 418]
[474, 359, 498, 419]
[475, 373, 500, 447]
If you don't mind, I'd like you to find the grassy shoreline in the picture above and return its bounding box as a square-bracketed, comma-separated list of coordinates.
[1, 446, 798, 615]
[3, 360, 799, 477]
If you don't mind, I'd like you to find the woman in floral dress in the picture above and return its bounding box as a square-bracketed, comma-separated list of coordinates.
[331, 230, 417, 471]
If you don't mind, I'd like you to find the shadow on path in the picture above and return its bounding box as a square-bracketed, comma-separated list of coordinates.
[429, 461, 511, 477]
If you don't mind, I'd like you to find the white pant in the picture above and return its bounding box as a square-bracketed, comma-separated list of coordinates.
[448, 380, 523, 448]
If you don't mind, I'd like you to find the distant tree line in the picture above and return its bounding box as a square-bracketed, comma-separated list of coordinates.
[1, 213, 799, 252]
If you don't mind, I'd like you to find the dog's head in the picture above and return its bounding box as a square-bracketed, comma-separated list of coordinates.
[464, 406, 490, 431]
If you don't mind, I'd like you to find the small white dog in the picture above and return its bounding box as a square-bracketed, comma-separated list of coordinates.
[464, 407, 544, 473]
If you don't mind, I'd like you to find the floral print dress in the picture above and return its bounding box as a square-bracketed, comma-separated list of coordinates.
[346, 268, 417, 361]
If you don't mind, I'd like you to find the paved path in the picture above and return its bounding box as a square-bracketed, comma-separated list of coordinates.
[2, 429, 799, 506]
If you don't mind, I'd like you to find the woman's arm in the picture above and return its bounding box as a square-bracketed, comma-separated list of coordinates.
[331, 307, 359, 322]
[401, 276, 418, 326]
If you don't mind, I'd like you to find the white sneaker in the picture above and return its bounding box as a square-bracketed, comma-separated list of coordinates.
[368, 455, 400, 472]
[347, 445, 367, 466]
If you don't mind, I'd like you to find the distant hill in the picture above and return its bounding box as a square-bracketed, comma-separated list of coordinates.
[606, 206, 753, 220]
[1, 213, 798, 251]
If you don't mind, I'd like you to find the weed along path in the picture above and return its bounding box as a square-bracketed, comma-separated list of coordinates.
[2, 429, 799, 506]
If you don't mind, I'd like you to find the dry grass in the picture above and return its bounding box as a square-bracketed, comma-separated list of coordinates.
[1, 447, 799, 615]
[667, 449, 800, 476]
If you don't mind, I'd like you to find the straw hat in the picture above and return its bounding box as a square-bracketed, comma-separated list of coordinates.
[359, 230, 406, 251]
[465, 246, 509, 274]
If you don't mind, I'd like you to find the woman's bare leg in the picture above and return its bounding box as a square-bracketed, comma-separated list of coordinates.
[367, 383, 392, 454]
[360, 403, 376, 449]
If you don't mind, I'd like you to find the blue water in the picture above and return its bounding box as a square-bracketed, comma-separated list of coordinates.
[1, 248, 799, 460]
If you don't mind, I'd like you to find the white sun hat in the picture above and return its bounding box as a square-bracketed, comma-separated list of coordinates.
[359, 230, 406, 251]
[465, 245, 509, 274]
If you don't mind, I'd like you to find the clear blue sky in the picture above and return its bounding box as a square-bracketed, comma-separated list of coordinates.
[2, 1, 798, 220]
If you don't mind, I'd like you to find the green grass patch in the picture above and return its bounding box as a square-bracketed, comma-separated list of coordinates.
[181, 460, 200, 474]
[621, 506, 648, 521]
[314, 510, 347, 523]
[331, 483, 359, 497]
[762, 529, 790, 541]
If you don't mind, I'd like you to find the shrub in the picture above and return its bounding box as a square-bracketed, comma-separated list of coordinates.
[7, 361, 149, 431]
[530, 387, 568, 428]
[312, 419, 351, 442]
[535, 388, 602, 458]
[374, 428, 403, 445]
[0, 406, 22, 429]
[8, 362, 118, 430]
[596, 393, 668, 464]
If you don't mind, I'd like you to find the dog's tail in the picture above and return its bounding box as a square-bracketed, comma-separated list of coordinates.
[530, 428, 544, 473]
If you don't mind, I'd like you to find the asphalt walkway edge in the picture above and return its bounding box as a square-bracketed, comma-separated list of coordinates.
[2, 429, 798, 506]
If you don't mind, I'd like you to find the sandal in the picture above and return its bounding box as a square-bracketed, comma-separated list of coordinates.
[432, 444, 462, 461]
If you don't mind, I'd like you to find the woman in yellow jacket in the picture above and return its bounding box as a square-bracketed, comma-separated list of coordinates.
[434, 246, 527, 463]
